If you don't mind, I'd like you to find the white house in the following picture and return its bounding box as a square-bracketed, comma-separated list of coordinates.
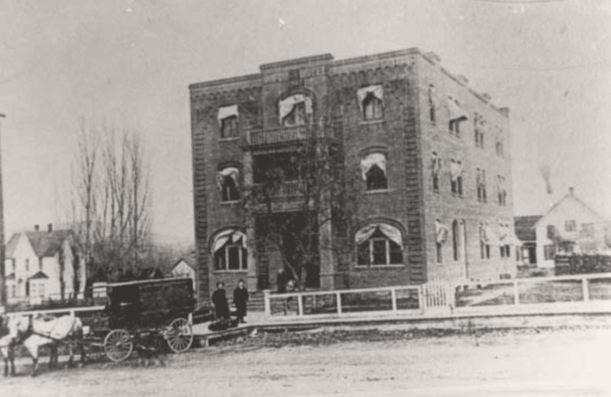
[168, 258, 196, 291]
[534, 188, 608, 268]
[4, 225, 86, 305]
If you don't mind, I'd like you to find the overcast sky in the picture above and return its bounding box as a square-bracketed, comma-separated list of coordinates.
[1, 0, 610, 243]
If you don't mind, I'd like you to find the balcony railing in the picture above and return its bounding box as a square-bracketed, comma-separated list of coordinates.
[252, 180, 305, 198]
[248, 125, 311, 146]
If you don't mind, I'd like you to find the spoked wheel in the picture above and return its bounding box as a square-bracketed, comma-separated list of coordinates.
[104, 329, 134, 362]
[166, 318, 193, 353]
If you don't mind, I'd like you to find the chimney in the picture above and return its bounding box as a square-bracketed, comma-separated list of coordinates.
[34, 225, 39, 231]
[569, 187, 574, 196]
[48, 223, 53, 232]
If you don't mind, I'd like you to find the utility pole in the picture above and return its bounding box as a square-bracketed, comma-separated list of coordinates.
[0, 113, 6, 307]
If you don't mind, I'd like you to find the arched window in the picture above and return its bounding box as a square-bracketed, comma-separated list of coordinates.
[356, 223, 403, 266]
[361, 153, 387, 191]
[212, 229, 248, 271]
[357, 85, 384, 121]
[435, 219, 449, 263]
[279, 94, 312, 127]
[217, 105, 239, 138]
[217, 167, 240, 202]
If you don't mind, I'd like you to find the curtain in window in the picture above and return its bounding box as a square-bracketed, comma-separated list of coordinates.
[435, 220, 449, 244]
[450, 161, 463, 182]
[211, 229, 247, 254]
[279, 94, 312, 123]
[360, 153, 386, 181]
[217, 105, 239, 125]
[481, 225, 502, 246]
[355, 223, 403, 249]
[216, 167, 239, 191]
[447, 97, 468, 121]
[432, 154, 442, 176]
[356, 85, 383, 110]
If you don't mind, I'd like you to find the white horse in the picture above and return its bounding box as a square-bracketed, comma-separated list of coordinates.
[0, 315, 28, 377]
[22, 314, 85, 376]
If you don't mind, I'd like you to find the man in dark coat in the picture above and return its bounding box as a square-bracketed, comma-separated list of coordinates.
[233, 279, 249, 324]
[211, 282, 230, 320]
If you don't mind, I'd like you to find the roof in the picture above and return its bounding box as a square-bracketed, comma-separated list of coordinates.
[534, 190, 605, 228]
[514, 216, 542, 242]
[5, 233, 21, 259]
[5, 273, 15, 281]
[170, 258, 195, 272]
[137, 267, 164, 280]
[105, 277, 192, 288]
[28, 271, 49, 280]
[24, 230, 73, 258]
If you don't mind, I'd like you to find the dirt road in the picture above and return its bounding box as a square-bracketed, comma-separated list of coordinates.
[1, 327, 610, 396]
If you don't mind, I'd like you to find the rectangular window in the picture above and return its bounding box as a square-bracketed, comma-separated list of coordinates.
[227, 246, 240, 270]
[486, 245, 490, 259]
[565, 220, 576, 232]
[544, 244, 556, 260]
[214, 245, 247, 271]
[25, 259, 29, 272]
[221, 116, 238, 138]
[389, 242, 403, 264]
[436, 242, 443, 263]
[547, 225, 556, 239]
[11, 285, 15, 298]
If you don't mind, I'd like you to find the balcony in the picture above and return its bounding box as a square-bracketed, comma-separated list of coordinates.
[252, 181, 305, 199]
[247, 125, 312, 146]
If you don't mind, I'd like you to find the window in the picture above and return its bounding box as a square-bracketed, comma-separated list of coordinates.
[452, 220, 459, 261]
[500, 245, 511, 258]
[544, 244, 556, 260]
[450, 160, 463, 197]
[217, 167, 240, 202]
[361, 153, 387, 191]
[12, 259, 15, 273]
[11, 285, 15, 298]
[497, 176, 507, 206]
[565, 220, 576, 232]
[431, 152, 441, 193]
[480, 224, 490, 259]
[496, 140, 504, 157]
[435, 220, 449, 264]
[212, 230, 248, 271]
[221, 116, 238, 138]
[282, 101, 307, 126]
[581, 223, 595, 238]
[428, 84, 436, 123]
[357, 85, 383, 121]
[448, 96, 467, 136]
[547, 225, 556, 239]
[356, 224, 404, 266]
[363, 93, 383, 121]
[25, 259, 29, 272]
[476, 169, 487, 203]
[279, 94, 312, 126]
[474, 114, 485, 148]
[217, 105, 239, 139]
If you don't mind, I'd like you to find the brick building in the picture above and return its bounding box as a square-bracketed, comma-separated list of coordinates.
[189, 48, 516, 301]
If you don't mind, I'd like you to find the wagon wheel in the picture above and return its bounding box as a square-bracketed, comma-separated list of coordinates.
[104, 329, 134, 362]
[166, 318, 193, 353]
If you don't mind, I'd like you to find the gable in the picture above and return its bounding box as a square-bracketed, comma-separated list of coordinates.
[535, 194, 604, 229]
[24, 230, 73, 258]
[171, 260, 195, 275]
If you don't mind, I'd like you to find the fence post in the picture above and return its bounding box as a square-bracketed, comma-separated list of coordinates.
[336, 292, 342, 314]
[263, 289, 271, 318]
[297, 294, 304, 316]
[418, 285, 425, 314]
[391, 288, 397, 312]
[513, 280, 520, 305]
[582, 277, 590, 302]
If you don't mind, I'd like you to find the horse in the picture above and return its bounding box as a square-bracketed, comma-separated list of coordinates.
[0, 314, 28, 377]
[21, 314, 86, 376]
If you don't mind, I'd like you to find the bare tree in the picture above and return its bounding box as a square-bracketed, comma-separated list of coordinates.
[67, 118, 152, 287]
[245, 129, 359, 290]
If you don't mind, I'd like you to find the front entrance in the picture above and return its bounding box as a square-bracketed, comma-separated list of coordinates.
[255, 212, 320, 290]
